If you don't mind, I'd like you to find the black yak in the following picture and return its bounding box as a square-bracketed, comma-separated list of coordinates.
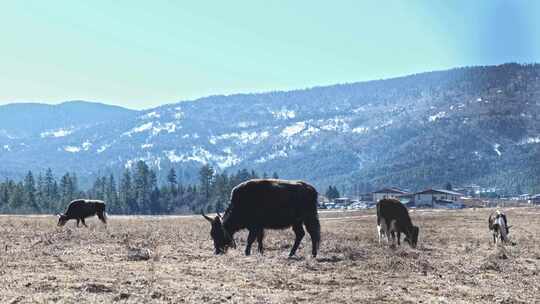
[57, 199, 107, 227]
[488, 210, 511, 244]
[203, 179, 321, 257]
[377, 198, 419, 248]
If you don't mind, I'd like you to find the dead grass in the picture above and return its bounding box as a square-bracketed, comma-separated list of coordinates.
[0, 208, 539, 303]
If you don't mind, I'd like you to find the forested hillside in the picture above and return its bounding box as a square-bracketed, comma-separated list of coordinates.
[1, 63, 539, 195]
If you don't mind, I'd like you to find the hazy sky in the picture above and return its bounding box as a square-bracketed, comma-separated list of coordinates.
[1, 1, 539, 109]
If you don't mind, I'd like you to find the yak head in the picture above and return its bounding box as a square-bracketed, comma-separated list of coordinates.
[202, 211, 235, 254]
[404, 225, 419, 248]
[57, 213, 69, 226]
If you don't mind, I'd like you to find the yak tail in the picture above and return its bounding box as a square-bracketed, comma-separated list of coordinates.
[97, 211, 107, 224]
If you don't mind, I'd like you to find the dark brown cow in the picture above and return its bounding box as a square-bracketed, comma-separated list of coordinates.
[203, 179, 320, 257]
[57, 199, 107, 227]
[377, 198, 419, 248]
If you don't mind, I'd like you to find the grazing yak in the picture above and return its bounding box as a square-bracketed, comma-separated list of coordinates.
[377, 198, 419, 248]
[488, 210, 511, 244]
[203, 179, 321, 257]
[57, 199, 107, 227]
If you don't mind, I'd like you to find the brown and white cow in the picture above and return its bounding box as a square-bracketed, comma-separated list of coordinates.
[488, 210, 511, 244]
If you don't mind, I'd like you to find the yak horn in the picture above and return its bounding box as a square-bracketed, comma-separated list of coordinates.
[217, 212, 223, 219]
[201, 210, 213, 222]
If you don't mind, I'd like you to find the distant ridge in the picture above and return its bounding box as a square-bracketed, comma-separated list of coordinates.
[1, 63, 539, 195]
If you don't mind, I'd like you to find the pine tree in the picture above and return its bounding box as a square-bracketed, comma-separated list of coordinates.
[105, 174, 118, 213]
[44, 168, 55, 202]
[36, 173, 45, 212]
[9, 182, 25, 210]
[119, 169, 134, 213]
[133, 161, 150, 213]
[199, 164, 214, 205]
[23, 171, 38, 211]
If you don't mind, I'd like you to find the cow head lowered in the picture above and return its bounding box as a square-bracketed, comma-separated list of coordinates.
[202, 212, 236, 254]
[57, 213, 69, 226]
[403, 225, 419, 248]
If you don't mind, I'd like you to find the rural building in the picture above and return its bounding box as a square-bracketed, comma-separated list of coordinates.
[530, 194, 540, 205]
[333, 197, 351, 206]
[454, 184, 481, 197]
[413, 189, 463, 207]
[372, 188, 409, 204]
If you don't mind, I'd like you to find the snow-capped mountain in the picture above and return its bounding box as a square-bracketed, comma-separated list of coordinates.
[1, 63, 539, 192]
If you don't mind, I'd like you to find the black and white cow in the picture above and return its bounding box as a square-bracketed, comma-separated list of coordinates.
[488, 210, 511, 244]
[377, 198, 419, 248]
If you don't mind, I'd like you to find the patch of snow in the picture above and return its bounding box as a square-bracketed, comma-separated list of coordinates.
[374, 120, 393, 130]
[123, 122, 153, 136]
[320, 118, 350, 132]
[141, 111, 160, 119]
[429, 111, 447, 122]
[40, 128, 74, 138]
[525, 136, 540, 144]
[164, 147, 241, 169]
[255, 149, 288, 164]
[152, 122, 177, 135]
[352, 126, 369, 134]
[238, 121, 258, 128]
[64, 146, 81, 153]
[493, 144, 502, 156]
[477, 97, 482, 102]
[352, 107, 366, 113]
[212, 131, 270, 144]
[141, 143, 153, 149]
[0, 129, 16, 139]
[281, 122, 306, 137]
[270, 108, 296, 120]
[82, 140, 92, 151]
[302, 126, 319, 137]
[97, 144, 110, 154]
[3, 145, 10, 151]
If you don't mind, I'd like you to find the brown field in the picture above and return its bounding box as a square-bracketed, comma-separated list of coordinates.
[1, 207, 539, 303]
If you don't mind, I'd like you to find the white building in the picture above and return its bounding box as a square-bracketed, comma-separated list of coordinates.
[372, 188, 409, 204]
[413, 189, 463, 207]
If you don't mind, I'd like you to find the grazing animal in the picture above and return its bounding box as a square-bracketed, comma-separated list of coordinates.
[202, 179, 321, 257]
[57, 199, 107, 227]
[488, 210, 511, 244]
[377, 198, 419, 248]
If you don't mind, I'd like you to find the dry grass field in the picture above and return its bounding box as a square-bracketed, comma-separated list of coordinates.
[0, 207, 539, 303]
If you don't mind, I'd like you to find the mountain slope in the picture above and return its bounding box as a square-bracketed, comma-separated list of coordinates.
[1, 63, 539, 193]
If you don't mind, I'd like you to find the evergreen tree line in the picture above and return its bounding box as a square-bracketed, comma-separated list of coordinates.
[0, 161, 279, 215]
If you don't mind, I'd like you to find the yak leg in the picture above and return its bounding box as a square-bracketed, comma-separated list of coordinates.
[305, 217, 321, 258]
[245, 229, 258, 256]
[289, 223, 306, 257]
[81, 218, 88, 228]
[396, 231, 401, 246]
[76, 218, 80, 227]
[257, 230, 265, 254]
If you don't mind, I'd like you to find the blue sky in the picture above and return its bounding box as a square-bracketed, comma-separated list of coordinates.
[1, 1, 539, 109]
